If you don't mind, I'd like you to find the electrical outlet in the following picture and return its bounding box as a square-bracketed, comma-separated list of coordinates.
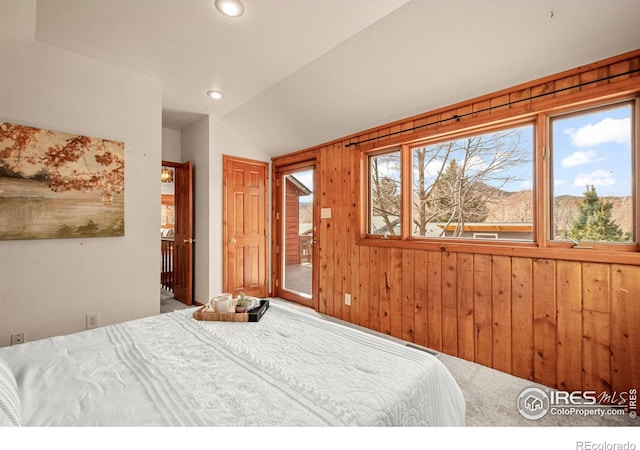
[10, 332, 25, 346]
[86, 313, 100, 330]
[345, 293, 351, 306]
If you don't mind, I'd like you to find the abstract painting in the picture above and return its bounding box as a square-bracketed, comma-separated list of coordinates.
[0, 123, 125, 240]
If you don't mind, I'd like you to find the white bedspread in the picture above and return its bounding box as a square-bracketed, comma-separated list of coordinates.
[0, 303, 465, 426]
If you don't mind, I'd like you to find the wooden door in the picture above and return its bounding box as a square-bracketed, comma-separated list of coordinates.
[172, 161, 193, 305]
[223, 156, 268, 298]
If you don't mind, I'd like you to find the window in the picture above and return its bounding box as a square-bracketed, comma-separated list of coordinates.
[411, 124, 534, 241]
[368, 150, 401, 236]
[361, 95, 638, 254]
[550, 102, 634, 244]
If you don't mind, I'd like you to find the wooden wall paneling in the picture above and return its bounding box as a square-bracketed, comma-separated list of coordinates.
[401, 120, 414, 138]
[271, 50, 640, 397]
[389, 248, 403, 338]
[455, 104, 473, 123]
[509, 87, 531, 109]
[426, 251, 443, 352]
[556, 260, 583, 392]
[491, 255, 512, 374]
[610, 58, 636, 81]
[554, 74, 581, 97]
[611, 264, 640, 394]
[457, 253, 475, 361]
[379, 247, 392, 335]
[369, 246, 381, 332]
[377, 127, 390, 145]
[490, 93, 510, 114]
[532, 258, 558, 388]
[332, 144, 345, 320]
[318, 147, 331, 315]
[530, 81, 554, 106]
[389, 124, 402, 142]
[581, 263, 611, 395]
[401, 248, 416, 342]
[358, 245, 370, 329]
[472, 98, 491, 118]
[426, 113, 441, 134]
[474, 253, 493, 367]
[511, 257, 534, 381]
[414, 250, 429, 347]
[441, 252, 458, 356]
[349, 150, 360, 325]
[579, 66, 609, 89]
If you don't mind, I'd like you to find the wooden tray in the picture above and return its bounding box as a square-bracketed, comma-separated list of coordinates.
[192, 299, 269, 322]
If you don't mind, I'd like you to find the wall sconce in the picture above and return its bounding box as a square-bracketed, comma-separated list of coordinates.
[161, 167, 174, 183]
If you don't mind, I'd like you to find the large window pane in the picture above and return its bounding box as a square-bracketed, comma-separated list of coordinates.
[411, 125, 534, 241]
[551, 103, 634, 243]
[369, 151, 401, 235]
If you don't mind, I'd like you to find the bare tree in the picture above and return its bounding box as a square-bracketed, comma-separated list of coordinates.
[413, 128, 531, 236]
[370, 153, 401, 235]
[412, 142, 454, 235]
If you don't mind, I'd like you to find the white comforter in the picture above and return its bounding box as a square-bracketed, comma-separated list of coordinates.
[0, 303, 465, 426]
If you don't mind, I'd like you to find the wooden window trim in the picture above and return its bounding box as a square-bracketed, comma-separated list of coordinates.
[367, 147, 402, 237]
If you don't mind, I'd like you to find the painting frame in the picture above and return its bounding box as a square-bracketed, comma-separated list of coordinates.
[0, 122, 125, 240]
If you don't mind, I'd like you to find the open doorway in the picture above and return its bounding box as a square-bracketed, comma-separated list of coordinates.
[160, 161, 194, 309]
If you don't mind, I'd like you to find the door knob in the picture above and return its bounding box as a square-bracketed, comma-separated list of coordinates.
[229, 238, 236, 244]
[184, 238, 195, 244]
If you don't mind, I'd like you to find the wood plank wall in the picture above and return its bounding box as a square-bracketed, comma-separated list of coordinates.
[272, 49, 640, 397]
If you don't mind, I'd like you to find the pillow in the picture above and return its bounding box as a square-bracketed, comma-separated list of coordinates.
[0, 355, 22, 426]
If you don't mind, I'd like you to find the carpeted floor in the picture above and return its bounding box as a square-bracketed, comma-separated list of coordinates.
[160, 289, 193, 313]
[159, 291, 637, 427]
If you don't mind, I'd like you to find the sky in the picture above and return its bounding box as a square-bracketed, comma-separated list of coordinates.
[287, 169, 314, 203]
[552, 102, 632, 198]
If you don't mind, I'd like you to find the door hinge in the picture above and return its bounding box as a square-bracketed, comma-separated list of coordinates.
[276, 212, 280, 220]
[276, 245, 279, 254]
[275, 279, 279, 288]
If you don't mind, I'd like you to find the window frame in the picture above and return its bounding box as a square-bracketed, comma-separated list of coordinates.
[366, 147, 403, 239]
[545, 97, 639, 252]
[359, 93, 640, 259]
[407, 120, 536, 243]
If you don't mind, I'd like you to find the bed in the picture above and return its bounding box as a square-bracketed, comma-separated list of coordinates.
[0, 301, 465, 427]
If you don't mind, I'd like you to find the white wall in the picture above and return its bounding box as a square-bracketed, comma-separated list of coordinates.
[162, 128, 181, 163]
[0, 2, 162, 347]
[180, 116, 212, 304]
[163, 117, 272, 304]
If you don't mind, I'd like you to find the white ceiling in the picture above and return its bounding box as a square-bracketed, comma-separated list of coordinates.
[34, 0, 640, 156]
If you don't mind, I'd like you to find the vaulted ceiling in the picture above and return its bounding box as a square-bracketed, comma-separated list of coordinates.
[34, 0, 640, 155]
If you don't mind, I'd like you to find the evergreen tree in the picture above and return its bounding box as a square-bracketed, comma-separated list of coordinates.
[568, 185, 626, 242]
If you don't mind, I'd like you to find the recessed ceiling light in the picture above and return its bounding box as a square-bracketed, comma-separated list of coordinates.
[207, 90, 224, 100]
[215, 0, 245, 17]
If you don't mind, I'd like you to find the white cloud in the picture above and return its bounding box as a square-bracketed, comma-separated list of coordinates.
[565, 117, 630, 147]
[555, 179, 567, 187]
[465, 156, 487, 173]
[560, 149, 605, 168]
[573, 170, 616, 187]
[424, 159, 446, 177]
